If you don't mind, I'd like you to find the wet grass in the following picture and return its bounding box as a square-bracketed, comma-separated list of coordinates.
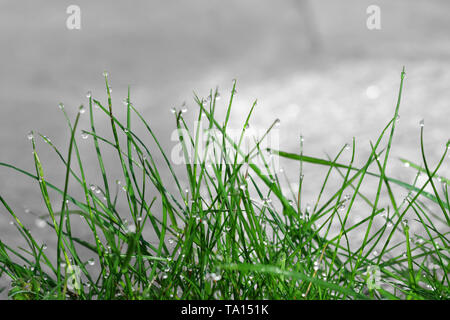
[0, 68, 448, 300]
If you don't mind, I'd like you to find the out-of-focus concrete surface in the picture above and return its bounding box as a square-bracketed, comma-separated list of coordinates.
[1, 0, 450, 297]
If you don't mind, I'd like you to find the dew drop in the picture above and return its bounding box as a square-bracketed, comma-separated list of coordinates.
[403, 162, 410, 168]
[170, 107, 176, 114]
[58, 103, 64, 110]
[81, 132, 89, 140]
[313, 260, 320, 271]
[402, 219, 409, 228]
[86, 91, 92, 99]
[127, 224, 136, 233]
[419, 119, 425, 127]
[168, 238, 175, 245]
[35, 218, 46, 228]
[103, 71, 109, 77]
[27, 131, 34, 140]
[274, 119, 281, 127]
[88, 258, 95, 266]
[181, 102, 188, 113]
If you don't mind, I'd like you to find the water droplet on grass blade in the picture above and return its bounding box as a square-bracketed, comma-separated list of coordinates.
[181, 102, 188, 113]
[313, 260, 320, 271]
[86, 91, 92, 98]
[81, 132, 89, 140]
[27, 131, 34, 140]
[402, 219, 409, 229]
[58, 103, 64, 110]
[419, 119, 425, 127]
[274, 119, 281, 127]
[103, 71, 109, 77]
[79, 106, 86, 114]
[88, 258, 95, 266]
[127, 224, 136, 233]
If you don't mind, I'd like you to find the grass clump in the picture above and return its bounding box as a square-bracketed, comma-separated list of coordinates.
[0, 68, 448, 300]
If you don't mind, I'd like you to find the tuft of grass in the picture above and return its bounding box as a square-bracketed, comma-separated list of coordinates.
[0, 68, 448, 300]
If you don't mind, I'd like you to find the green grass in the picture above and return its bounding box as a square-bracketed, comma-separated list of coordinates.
[0, 68, 448, 300]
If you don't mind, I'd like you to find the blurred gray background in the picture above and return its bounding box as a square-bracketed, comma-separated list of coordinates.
[1, 0, 450, 297]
